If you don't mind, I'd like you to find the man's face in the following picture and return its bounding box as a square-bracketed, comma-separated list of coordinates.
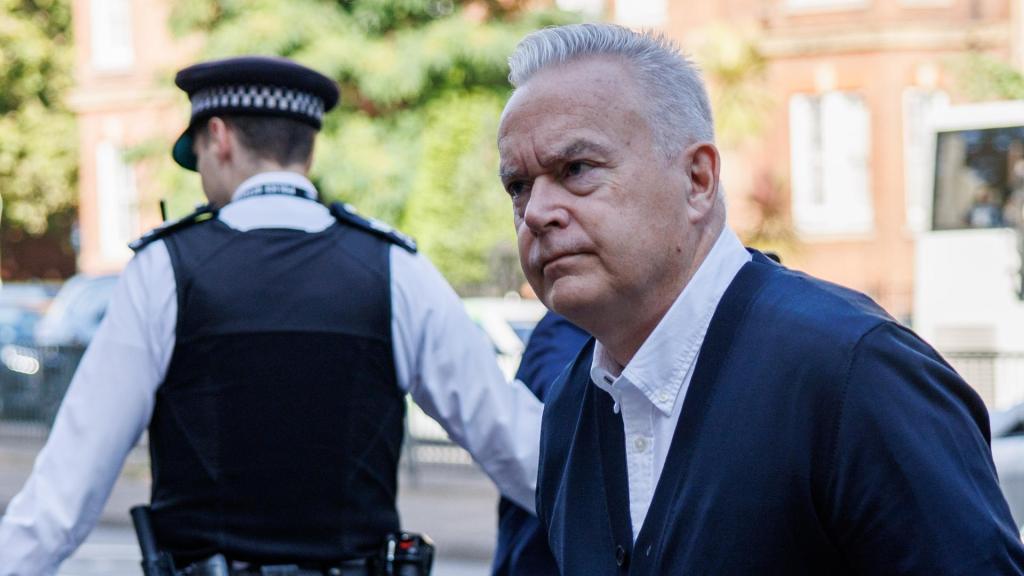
[498, 57, 692, 329]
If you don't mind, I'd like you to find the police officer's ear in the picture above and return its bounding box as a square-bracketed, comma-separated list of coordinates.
[203, 117, 236, 166]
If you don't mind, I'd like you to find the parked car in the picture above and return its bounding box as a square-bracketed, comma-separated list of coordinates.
[0, 282, 58, 344]
[405, 296, 547, 450]
[34, 273, 118, 347]
[0, 283, 58, 418]
[0, 274, 116, 421]
[462, 296, 548, 381]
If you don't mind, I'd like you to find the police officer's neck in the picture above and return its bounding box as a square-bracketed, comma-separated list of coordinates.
[208, 156, 312, 208]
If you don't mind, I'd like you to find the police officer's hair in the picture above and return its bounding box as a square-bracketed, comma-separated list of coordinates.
[196, 115, 317, 166]
[507, 23, 714, 156]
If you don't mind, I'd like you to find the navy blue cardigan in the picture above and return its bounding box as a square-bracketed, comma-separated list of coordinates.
[537, 252, 1024, 575]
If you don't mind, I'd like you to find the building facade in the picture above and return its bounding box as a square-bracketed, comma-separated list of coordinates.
[69, 0, 196, 274]
[601, 0, 1019, 323]
[71, 0, 1023, 326]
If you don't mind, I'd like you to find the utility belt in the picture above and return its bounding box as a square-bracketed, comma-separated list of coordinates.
[131, 506, 434, 576]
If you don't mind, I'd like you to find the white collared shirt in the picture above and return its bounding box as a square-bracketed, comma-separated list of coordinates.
[0, 172, 543, 575]
[590, 227, 750, 540]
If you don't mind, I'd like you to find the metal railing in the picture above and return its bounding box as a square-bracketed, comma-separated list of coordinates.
[944, 351, 1024, 411]
[0, 344, 477, 472]
[8, 347, 1022, 466]
[0, 344, 84, 440]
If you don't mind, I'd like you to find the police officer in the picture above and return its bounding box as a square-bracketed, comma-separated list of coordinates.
[0, 56, 542, 575]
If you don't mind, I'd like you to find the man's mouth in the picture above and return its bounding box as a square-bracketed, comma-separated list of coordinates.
[542, 252, 581, 275]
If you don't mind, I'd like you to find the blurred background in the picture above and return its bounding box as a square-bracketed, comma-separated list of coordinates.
[5, 0, 1024, 573]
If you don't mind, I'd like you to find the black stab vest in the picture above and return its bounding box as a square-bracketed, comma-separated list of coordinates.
[148, 215, 404, 565]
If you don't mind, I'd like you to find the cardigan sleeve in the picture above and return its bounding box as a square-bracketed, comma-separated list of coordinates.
[826, 322, 1024, 574]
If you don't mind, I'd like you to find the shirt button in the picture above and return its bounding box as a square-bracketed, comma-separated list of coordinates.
[633, 436, 649, 453]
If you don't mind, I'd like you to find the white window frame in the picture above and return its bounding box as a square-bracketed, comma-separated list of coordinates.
[96, 142, 139, 259]
[789, 91, 874, 237]
[90, 0, 134, 72]
[902, 88, 949, 232]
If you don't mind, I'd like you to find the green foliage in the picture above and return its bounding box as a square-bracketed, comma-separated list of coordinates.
[697, 25, 772, 148]
[0, 0, 77, 234]
[402, 92, 519, 294]
[949, 51, 1024, 101]
[165, 0, 575, 294]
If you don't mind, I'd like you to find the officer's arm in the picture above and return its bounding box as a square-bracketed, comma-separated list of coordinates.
[0, 243, 176, 576]
[389, 247, 543, 513]
[826, 322, 1024, 573]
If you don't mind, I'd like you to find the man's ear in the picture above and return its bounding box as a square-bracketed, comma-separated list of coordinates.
[684, 142, 720, 223]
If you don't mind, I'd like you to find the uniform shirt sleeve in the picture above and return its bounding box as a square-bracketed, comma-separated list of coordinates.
[827, 322, 1024, 573]
[0, 242, 176, 576]
[390, 246, 543, 513]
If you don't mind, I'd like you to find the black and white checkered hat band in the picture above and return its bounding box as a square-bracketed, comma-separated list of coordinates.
[190, 84, 325, 123]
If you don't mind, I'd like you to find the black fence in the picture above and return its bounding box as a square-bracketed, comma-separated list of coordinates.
[945, 351, 1024, 411]
[0, 344, 475, 472]
[0, 344, 85, 440]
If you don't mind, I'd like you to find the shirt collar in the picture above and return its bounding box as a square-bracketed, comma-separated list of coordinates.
[219, 170, 333, 233]
[230, 170, 319, 202]
[591, 227, 751, 415]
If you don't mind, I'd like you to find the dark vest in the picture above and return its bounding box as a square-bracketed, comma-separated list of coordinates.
[537, 251, 1021, 575]
[146, 212, 405, 565]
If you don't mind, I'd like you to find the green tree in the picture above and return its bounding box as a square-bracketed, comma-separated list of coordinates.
[0, 0, 77, 235]
[697, 24, 771, 148]
[403, 92, 517, 294]
[166, 0, 576, 294]
[949, 51, 1024, 101]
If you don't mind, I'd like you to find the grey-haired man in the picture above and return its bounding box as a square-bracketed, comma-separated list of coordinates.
[498, 23, 1024, 574]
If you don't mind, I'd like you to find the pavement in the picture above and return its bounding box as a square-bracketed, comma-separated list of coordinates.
[0, 425, 501, 569]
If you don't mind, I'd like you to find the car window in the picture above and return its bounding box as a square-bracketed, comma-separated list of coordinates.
[65, 278, 117, 343]
[0, 308, 41, 343]
[36, 275, 117, 346]
[507, 321, 536, 346]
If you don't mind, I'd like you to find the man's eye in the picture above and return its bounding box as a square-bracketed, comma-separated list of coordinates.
[565, 162, 591, 178]
[506, 181, 527, 198]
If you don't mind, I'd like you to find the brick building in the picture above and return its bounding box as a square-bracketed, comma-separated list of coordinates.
[68, 0, 196, 275]
[69, 0, 1024, 325]
[644, 0, 1021, 323]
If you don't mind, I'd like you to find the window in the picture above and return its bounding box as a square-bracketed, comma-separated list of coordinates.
[90, 0, 133, 72]
[903, 89, 949, 232]
[614, 0, 667, 28]
[789, 92, 874, 236]
[933, 126, 1024, 231]
[96, 142, 139, 259]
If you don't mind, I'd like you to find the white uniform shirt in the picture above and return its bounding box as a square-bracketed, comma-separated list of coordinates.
[0, 172, 543, 575]
[590, 227, 750, 541]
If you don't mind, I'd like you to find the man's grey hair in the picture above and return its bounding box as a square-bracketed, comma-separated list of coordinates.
[508, 23, 714, 155]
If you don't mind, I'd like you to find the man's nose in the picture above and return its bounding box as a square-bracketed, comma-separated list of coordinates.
[523, 176, 570, 234]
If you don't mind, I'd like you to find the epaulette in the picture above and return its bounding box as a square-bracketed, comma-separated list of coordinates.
[329, 202, 417, 253]
[129, 204, 218, 253]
